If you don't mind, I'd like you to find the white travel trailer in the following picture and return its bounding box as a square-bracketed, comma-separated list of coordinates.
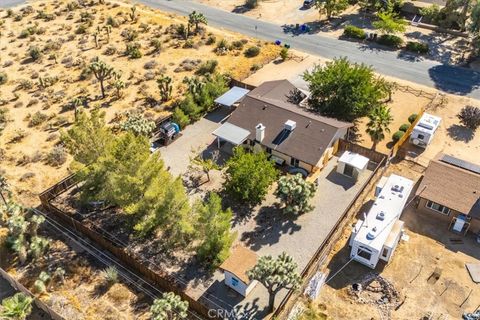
[349, 174, 414, 269]
[410, 113, 441, 148]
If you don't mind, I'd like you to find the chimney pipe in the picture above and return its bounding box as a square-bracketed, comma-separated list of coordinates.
[256, 123, 265, 143]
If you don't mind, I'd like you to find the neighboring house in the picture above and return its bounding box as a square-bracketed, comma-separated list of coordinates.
[212, 80, 353, 175]
[416, 153, 480, 235]
[219, 246, 258, 297]
[350, 174, 414, 269]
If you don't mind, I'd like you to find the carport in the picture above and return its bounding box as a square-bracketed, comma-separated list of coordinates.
[212, 122, 250, 150]
[214, 86, 250, 107]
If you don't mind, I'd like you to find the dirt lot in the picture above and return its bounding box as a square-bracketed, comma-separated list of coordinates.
[0, 0, 279, 207]
[310, 161, 480, 320]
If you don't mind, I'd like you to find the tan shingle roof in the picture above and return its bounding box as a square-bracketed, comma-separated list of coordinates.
[219, 246, 257, 284]
[417, 153, 480, 219]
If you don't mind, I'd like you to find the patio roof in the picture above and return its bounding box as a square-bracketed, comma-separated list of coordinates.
[212, 122, 251, 145]
[338, 151, 369, 170]
[214, 86, 250, 107]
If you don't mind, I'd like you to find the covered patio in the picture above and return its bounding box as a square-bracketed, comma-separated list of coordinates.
[212, 122, 250, 154]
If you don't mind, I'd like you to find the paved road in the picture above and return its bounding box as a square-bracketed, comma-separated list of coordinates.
[140, 0, 480, 99]
[3, 0, 479, 98]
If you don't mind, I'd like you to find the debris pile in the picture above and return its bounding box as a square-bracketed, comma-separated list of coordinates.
[348, 273, 401, 319]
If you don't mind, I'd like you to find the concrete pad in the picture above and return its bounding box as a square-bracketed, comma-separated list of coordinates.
[466, 263, 480, 283]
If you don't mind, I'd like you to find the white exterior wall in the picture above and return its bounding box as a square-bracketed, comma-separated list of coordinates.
[223, 271, 257, 297]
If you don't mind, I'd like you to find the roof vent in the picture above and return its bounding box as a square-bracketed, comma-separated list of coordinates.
[366, 227, 378, 240]
[376, 211, 385, 221]
[391, 185, 404, 193]
[284, 120, 296, 131]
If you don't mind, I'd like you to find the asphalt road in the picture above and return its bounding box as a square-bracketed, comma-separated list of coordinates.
[3, 0, 480, 98]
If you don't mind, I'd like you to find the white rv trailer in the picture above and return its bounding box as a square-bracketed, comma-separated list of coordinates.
[410, 113, 441, 148]
[349, 174, 414, 269]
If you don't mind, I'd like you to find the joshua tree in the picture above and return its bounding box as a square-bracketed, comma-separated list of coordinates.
[150, 292, 188, 320]
[28, 214, 45, 237]
[0, 293, 33, 320]
[128, 5, 137, 22]
[104, 25, 112, 42]
[366, 105, 393, 150]
[188, 11, 207, 33]
[247, 252, 301, 312]
[157, 75, 172, 102]
[189, 149, 220, 182]
[89, 59, 115, 98]
[111, 72, 125, 99]
[275, 174, 316, 214]
[93, 31, 100, 48]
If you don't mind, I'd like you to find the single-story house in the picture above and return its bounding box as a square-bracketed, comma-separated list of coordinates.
[350, 174, 414, 269]
[337, 151, 369, 181]
[219, 246, 258, 297]
[416, 153, 480, 235]
[212, 80, 353, 175]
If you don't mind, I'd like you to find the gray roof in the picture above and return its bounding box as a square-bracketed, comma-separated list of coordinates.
[227, 80, 353, 166]
[212, 122, 251, 145]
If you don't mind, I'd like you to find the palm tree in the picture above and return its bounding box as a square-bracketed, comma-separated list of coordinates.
[366, 105, 393, 151]
[0, 293, 33, 320]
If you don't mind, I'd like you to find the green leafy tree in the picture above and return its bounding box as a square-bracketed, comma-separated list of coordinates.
[89, 58, 115, 98]
[366, 105, 393, 150]
[303, 57, 392, 121]
[61, 109, 112, 165]
[0, 293, 33, 320]
[315, 0, 349, 19]
[373, 10, 407, 34]
[150, 292, 188, 320]
[471, 1, 480, 34]
[247, 252, 301, 312]
[121, 113, 156, 136]
[188, 11, 207, 33]
[275, 174, 316, 214]
[195, 193, 236, 267]
[157, 75, 173, 102]
[224, 147, 278, 205]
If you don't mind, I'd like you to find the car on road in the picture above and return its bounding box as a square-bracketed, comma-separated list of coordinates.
[303, 0, 315, 8]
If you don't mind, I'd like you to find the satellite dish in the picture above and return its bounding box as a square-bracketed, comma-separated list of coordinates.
[412, 138, 420, 145]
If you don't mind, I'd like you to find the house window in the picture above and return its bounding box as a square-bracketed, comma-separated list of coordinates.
[426, 200, 451, 215]
[290, 157, 299, 167]
[417, 134, 425, 140]
[357, 246, 372, 261]
[231, 277, 239, 287]
[382, 248, 389, 259]
[266, 147, 272, 154]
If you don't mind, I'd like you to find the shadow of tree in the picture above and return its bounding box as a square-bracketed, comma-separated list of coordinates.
[397, 50, 424, 63]
[428, 64, 480, 95]
[240, 205, 302, 250]
[447, 124, 475, 142]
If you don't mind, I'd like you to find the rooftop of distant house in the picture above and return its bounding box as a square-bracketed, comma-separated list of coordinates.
[417, 153, 480, 219]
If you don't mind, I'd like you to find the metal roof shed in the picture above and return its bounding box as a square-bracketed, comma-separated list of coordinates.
[212, 122, 251, 147]
[337, 151, 369, 181]
[214, 86, 250, 107]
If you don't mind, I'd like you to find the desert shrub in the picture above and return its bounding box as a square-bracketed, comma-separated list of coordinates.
[17, 79, 33, 90]
[46, 146, 67, 166]
[457, 105, 480, 130]
[408, 113, 418, 123]
[144, 60, 158, 70]
[101, 267, 118, 287]
[104, 45, 117, 55]
[19, 29, 32, 39]
[420, 4, 440, 25]
[75, 24, 87, 34]
[172, 107, 190, 129]
[250, 63, 261, 71]
[0, 72, 7, 85]
[28, 46, 42, 61]
[244, 46, 260, 57]
[125, 42, 142, 59]
[399, 123, 410, 132]
[231, 40, 244, 50]
[29, 111, 48, 127]
[183, 39, 194, 48]
[245, 0, 259, 9]
[214, 38, 229, 55]
[107, 16, 119, 27]
[20, 172, 36, 181]
[343, 25, 366, 39]
[149, 38, 162, 53]
[205, 34, 216, 45]
[11, 129, 28, 143]
[121, 28, 138, 41]
[405, 41, 429, 54]
[195, 59, 218, 75]
[280, 47, 289, 61]
[392, 130, 404, 142]
[79, 67, 93, 80]
[139, 22, 150, 33]
[377, 34, 403, 48]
